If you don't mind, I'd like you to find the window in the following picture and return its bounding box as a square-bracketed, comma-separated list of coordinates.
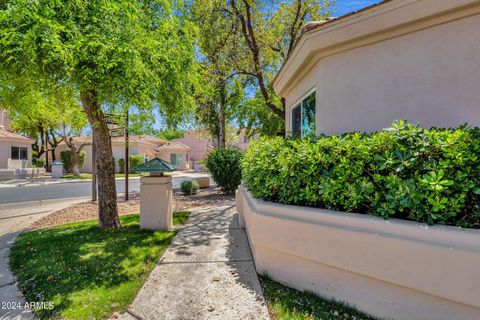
[291, 91, 316, 138]
[11, 146, 28, 160]
[170, 154, 182, 166]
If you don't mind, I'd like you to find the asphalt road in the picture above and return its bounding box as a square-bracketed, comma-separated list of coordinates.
[0, 176, 197, 205]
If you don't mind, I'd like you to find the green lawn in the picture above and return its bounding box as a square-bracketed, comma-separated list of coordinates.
[61, 173, 147, 180]
[60, 173, 92, 179]
[10, 212, 190, 320]
[262, 277, 375, 320]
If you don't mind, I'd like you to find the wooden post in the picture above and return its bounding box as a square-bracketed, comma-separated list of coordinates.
[125, 109, 129, 201]
[45, 131, 49, 172]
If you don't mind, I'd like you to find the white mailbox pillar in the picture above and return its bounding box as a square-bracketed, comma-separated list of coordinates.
[51, 161, 64, 179]
[139, 174, 173, 231]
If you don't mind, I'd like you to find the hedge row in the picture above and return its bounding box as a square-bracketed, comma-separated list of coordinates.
[242, 121, 480, 228]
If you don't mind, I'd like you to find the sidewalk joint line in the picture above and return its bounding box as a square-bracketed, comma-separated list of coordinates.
[0, 281, 15, 289]
[0, 210, 52, 220]
[157, 259, 253, 265]
[126, 308, 144, 320]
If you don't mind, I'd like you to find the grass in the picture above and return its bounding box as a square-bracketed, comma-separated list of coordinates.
[10, 212, 190, 320]
[60, 173, 92, 179]
[261, 277, 375, 320]
[60, 173, 147, 180]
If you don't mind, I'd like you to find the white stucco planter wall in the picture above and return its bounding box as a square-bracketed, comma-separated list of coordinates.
[236, 187, 480, 320]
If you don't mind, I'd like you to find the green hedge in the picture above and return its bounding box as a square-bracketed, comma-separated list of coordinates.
[242, 121, 480, 228]
[118, 155, 145, 173]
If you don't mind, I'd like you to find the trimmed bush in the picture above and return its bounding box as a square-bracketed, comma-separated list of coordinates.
[119, 155, 145, 173]
[118, 158, 125, 173]
[181, 180, 199, 195]
[205, 147, 243, 194]
[242, 121, 480, 228]
[129, 155, 144, 172]
[32, 157, 45, 168]
[60, 150, 86, 173]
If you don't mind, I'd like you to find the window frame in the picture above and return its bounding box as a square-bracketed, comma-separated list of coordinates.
[11, 146, 28, 160]
[290, 88, 316, 138]
[170, 153, 182, 166]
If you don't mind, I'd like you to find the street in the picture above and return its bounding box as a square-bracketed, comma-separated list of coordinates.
[0, 175, 208, 205]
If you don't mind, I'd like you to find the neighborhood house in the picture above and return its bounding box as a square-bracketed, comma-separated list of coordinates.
[273, 0, 480, 136]
[0, 109, 36, 180]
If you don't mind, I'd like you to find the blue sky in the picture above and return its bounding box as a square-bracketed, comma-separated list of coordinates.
[333, 0, 380, 17]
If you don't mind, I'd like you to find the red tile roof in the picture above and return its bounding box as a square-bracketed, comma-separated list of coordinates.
[0, 129, 33, 142]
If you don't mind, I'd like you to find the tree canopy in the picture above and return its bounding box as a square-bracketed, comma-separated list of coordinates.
[192, 0, 332, 138]
[0, 0, 197, 228]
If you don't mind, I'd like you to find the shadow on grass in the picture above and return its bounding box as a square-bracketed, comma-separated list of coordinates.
[261, 276, 376, 320]
[9, 214, 186, 319]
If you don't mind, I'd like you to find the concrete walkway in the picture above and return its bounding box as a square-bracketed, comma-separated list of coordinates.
[0, 198, 88, 320]
[121, 205, 270, 320]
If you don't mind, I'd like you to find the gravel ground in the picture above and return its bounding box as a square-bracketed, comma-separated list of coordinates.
[30, 187, 235, 230]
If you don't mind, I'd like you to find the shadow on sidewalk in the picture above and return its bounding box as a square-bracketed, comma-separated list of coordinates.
[159, 204, 267, 306]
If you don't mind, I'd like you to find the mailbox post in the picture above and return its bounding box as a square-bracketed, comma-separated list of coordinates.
[133, 158, 176, 231]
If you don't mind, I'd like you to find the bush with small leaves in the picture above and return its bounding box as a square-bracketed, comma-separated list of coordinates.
[181, 180, 200, 195]
[205, 147, 243, 194]
[32, 157, 45, 168]
[242, 121, 480, 228]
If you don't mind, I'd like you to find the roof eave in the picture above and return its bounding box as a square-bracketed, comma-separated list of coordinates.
[272, 0, 480, 97]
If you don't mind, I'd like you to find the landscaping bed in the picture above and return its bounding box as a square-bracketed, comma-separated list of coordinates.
[261, 277, 374, 320]
[10, 213, 190, 320]
[237, 187, 480, 320]
[30, 187, 234, 229]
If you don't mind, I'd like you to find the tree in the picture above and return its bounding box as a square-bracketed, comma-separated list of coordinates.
[226, 0, 332, 120]
[192, 0, 248, 146]
[0, 76, 65, 166]
[59, 100, 89, 176]
[158, 129, 185, 141]
[0, 1, 196, 228]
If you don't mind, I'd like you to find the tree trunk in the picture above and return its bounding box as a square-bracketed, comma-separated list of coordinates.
[81, 90, 120, 229]
[70, 143, 80, 176]
[218, 84, 226, 148]
[48, 129, 60, 162]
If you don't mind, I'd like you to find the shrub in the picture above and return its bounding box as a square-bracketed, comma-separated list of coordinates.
[205, 147, 243, 194]
[181, 180, 199, 195]
[118, 158, 125, 173]
[129, 155, 145, 172]
[60, 150, 86, 173]
[242, 121, 480, 228]
[32, 157, 45, 168]
[119, 155, 145, 173]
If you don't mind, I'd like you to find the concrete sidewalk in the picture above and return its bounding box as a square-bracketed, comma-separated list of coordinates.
[121, 205, 270, 320]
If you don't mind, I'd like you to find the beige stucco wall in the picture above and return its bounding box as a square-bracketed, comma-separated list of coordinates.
[173, 137, 210, 163]
[156, 148, 189, 170]
[236, 187, 480, 320]
[0, 140, 32, 169]
[285, 14, 480, 135]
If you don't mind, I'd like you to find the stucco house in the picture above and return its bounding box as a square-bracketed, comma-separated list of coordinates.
[155, 141, 192, 170]
[273, 0, 480, 137]
[56, 135, 168, 173]
[173, 130, 214, 168]
[0, 110, 37, 179]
